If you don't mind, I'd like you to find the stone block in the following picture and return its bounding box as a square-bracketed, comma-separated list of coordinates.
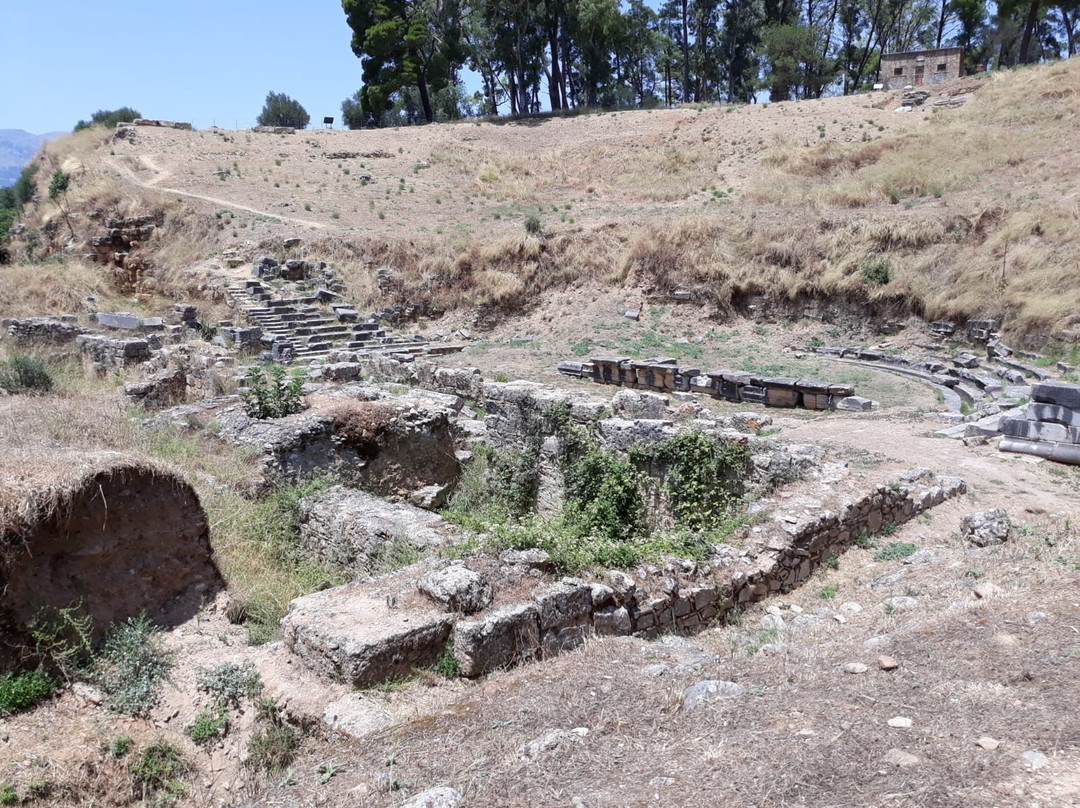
[802, 392, 833, 410]
[534, 578, 593, 631]
[593, 606, 632, 636]
[1000, 417, 1068, 444]
[96, 312, 141, 329]
[453, 603, 541, 677]
[1031, 382, 1080, 411]
[1026, 402, 1080, 427]
[739, 385, 766, 404]
[282, 586, 453, 688]
[418, 564, 493, 615]
[540, 623, 593, 658]
[837, 396, 873, 411]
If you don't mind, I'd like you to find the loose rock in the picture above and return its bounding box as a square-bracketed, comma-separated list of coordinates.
[683, 680, 745, 711]
[887, 716, 913, 728]
[877, 655, 899, 671]
[400, 787, 463, 808]
[960, 508, 1011, 547]
[418, 564, 494, 615]
[976, 736, 1000, 751]
[882, 748, 920, 767]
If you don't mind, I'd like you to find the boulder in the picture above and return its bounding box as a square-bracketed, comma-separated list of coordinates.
[960, 508, 1011, 547]
[418, 564, 493, 614]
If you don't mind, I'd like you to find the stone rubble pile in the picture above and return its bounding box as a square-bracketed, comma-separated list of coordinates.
[559, 357, 858, 411]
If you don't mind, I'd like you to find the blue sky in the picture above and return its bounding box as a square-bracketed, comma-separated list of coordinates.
[1, 0, 368, 133]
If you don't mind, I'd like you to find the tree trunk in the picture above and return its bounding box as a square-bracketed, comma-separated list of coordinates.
[1019, 0, 1042, 63]
[548, 18, 563, 111]
[681, 0, 691, 102]
[417, 74, 434, 123]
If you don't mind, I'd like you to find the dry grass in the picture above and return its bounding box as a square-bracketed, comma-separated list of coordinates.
[233, 511, 1079, 808]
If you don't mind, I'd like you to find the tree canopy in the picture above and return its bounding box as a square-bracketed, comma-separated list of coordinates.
[73, 107, 142, 131]
[341, 0, 1076, 123]
[256, 92, 311, 129]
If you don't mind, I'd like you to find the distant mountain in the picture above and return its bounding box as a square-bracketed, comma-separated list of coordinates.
[0, 130, 64, 188]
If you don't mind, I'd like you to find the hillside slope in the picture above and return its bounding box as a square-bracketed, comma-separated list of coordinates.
[10, 59, 1080, 338]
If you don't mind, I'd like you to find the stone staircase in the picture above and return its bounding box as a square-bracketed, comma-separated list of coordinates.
[227, 280, 429, 362]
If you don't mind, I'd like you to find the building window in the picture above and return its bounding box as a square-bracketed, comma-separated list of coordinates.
[893, 67, 904, 76]
[915, 65, 925, 75]
[937, 63, 947, 72]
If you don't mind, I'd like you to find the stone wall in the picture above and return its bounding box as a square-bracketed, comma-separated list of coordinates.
[281, 468, 966, 685]
[3, 316, 87, 345]
[76, 334, 152, 369]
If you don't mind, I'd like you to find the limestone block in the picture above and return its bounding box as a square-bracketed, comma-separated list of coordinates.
[418, 564, 493, 615]
[282, 586, 453, 687]
[453, 603, 541, 677]
[593, 605, 632, 636]
[535, 578, 593, 632]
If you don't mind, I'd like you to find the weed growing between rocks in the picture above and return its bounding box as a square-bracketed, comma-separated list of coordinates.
[195, 660, 264, 707]
[240, 363, 305, 419]
[185, 706, 228, 747]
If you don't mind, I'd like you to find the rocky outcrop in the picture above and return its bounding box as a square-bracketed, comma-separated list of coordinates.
[0, 452, 220, 668]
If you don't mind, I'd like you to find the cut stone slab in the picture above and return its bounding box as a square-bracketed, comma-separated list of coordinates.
[418, 564, 493, 615]
[453, 603, 541, 677]
[282, 583, 453, 688]
[322, 693, 394, 739]
[1031, 381, 1080, 410]
[837, 396, 873, 412]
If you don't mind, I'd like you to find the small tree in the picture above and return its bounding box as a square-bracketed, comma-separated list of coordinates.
[341, 91, 367, 129]
[73, 107, 142, 131]
[257, 92, 310, 129]
[240, 364, 305, 419]
[48, 170, 75, 239]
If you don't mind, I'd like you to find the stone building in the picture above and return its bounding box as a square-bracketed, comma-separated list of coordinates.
[879, 47, 963, 90]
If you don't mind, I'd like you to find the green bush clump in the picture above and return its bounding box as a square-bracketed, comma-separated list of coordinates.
[129, 741, 188, 804]
[92, 613, 174, 715]
[74, 107, 141, 131]
[873, 542, 918, 561]
[240, 364, 304, 419]
[186, 707, 228, 746]
[433, 640, 460, 679]
[0, 356, 54, 394]
[524, 214, 542, 235]
[861, 256, 891, 286]
[0, 669, 57, 716]
[195, 661, 263, 708]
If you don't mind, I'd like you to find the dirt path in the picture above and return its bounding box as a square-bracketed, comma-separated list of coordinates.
[107, 154, 328, 231]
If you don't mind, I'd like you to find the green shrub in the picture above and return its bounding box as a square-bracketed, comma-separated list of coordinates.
[129, 742, 188, 804]
[186, 707, 228, 746]
[29, 600, 93, 681]
[873, 542, 918, 562]
[73, 107, 141, 131]
[257, 92, 310, 129]
[861, 257, 891, 286]
[195, 661, 263, 708]
[240, 364, 304, 419]
[523, 214, 542, 235]
[0, 356, 54, 394]
[92, 613, 174, 715]
[110, 735, 134, 758]
[246, 699, 298, 773]
[819, 584, 838, 599]
[13, 164, 39, 207]
[0, 782, 16, 805]
[0, 207, 17, 243]
[0, 669, 57, 716]
[433, 640, 460, 679]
